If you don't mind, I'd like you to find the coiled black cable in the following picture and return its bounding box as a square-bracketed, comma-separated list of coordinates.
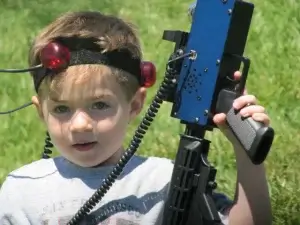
[66, 60, 178, 225]
[42, 132, 53, 159]
[90, 202, 137, 225]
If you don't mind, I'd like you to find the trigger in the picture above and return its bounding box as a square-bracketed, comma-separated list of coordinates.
[225, 75, 237, 83]
[225, 75, 241, 93]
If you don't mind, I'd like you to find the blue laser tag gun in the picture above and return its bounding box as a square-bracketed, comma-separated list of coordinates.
[160, 0, 275, 224]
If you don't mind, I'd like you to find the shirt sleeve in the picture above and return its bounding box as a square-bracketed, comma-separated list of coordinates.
[212, 192, 234, 225]
[155, 191, 233, 225]
[0, 177, 34, 225]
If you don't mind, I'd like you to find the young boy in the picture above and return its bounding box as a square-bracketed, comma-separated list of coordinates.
[0, 11, 271, 225]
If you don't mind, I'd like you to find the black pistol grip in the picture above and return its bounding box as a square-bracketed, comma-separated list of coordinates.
[226, 107, 275, 165]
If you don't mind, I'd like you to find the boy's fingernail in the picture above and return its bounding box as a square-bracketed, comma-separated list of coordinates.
[241, 113, 249, 118]
[240, 109, 249, 117]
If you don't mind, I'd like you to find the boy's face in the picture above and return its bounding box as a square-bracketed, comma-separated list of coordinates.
[32, 65, 146, 167]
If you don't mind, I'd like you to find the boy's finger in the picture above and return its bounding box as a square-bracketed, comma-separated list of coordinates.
[252, 113, 270, 126]
[233, 71, 242, 80]
[239, 105, 265, 117]
[213, 113, 226, 126]
[233, 95, 257, 109]
[233, 71, 249, 95]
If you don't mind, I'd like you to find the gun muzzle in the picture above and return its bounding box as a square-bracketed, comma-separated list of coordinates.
[188, 2, 196, 21]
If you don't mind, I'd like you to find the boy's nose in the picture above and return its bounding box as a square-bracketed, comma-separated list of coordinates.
[70, 111, 93, 133]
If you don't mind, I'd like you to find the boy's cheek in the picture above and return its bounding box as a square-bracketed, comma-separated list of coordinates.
[96, 118, 128, 135]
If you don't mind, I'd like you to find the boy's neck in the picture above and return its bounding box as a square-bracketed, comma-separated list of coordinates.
[92, 147, 125, 168]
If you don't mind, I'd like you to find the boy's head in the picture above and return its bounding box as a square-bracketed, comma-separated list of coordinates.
[30, 11, 148, 167]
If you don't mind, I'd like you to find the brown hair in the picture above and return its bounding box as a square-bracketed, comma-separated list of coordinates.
[28, 11, 142, 100]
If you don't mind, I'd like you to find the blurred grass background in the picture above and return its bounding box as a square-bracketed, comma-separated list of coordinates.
[0, 0, 299, 224]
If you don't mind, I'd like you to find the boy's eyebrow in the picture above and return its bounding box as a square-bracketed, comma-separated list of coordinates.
[49, 93, 112, 102]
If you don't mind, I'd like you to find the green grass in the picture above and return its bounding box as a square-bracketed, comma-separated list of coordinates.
[0, 0, 299, 224]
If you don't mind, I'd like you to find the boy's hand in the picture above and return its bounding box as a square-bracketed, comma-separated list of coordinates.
[211, 74, 272, 225]
[212, 71, 270, 148]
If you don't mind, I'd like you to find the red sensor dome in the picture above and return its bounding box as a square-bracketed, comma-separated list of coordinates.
[141, 61, 156, 88]
[40, 42, 70, 71]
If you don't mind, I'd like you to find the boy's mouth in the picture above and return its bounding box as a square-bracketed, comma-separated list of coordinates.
[72, 141, 98, 152]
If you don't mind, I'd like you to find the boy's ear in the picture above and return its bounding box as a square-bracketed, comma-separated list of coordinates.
[129, 87, 147, 121]
[31, 95, 44, 120]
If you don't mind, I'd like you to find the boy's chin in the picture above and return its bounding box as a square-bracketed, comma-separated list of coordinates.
[60, 147, 124, 168]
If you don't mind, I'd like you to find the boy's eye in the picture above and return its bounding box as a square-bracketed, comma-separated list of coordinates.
[53, 105, 70, 113]
[91, 101, 109, 110]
